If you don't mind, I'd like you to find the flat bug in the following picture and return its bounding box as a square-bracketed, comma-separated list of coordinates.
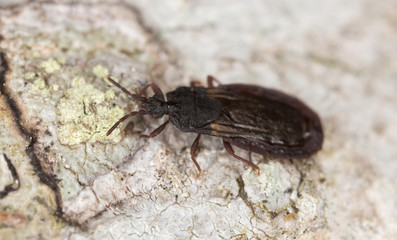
[107, 76, 323, 177]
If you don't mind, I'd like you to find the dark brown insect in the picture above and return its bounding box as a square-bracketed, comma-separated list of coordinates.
[107, 76, 323, 177]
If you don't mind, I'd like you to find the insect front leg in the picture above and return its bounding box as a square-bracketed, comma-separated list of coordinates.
[222, 140, 260, 175]
[137, 83, 165, 100]
[107, 110, 146, 136]
[190, 134, 202, 178]
[140, 120, 169, 138]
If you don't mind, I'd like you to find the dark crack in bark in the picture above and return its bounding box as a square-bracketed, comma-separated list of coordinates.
[236, 175, 255, 216]
[1, 0, 182, 228]
[0, 51, 63, 217]
[122, 1, 178, 67]
[0, 52, 27, 139]
[26, 137, 63, 216]
[0, 154, 20, 199]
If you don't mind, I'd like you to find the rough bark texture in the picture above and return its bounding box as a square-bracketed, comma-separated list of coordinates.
[0, 0, 396, 239]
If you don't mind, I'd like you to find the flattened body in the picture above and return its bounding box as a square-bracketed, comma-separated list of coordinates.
[166, 87, 220, 132]
[212, 84, 323, 158]
[166, 84, 323, 159]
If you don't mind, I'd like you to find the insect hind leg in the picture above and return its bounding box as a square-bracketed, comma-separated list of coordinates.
[223, 139, 260, 175]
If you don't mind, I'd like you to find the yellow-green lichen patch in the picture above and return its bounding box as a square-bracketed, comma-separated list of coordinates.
[92, 64, 109, 79]
[31, 78, 45, 90]
[57, 76, 125, 145]
[31, 78, 50, 95]
[105, 89, 116, 100]
[32, 51, 41, 58]
[58, 58, 66, 65]
[25, 72, 36, 80]
[40, 58, 61, 73]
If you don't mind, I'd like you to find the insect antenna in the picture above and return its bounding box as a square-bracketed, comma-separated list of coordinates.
[106, 77, 150, 136]
[107, 77, 141, 101]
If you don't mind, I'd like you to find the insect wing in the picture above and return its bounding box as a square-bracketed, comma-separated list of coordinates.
[207, 84, 323, 158]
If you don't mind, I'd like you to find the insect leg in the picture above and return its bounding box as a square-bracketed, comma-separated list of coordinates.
[190, 134, 202, 178]
[107, 111, 145, 136]
[207, 75, 222, 88]
[223, 140, 260, 175]
[190, 80, 204, 87]
[140, 120, 169, 138]
[137, 83, 165, 100]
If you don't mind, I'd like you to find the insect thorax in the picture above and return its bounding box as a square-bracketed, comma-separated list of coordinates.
[166, 87, 221, 132]
[142, 96, 168, 118]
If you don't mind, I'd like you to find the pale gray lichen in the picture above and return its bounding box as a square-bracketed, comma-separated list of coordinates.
[56, 76, 124, 145]
[40, 58, 61, 73]
[296, 192, 319, 221]
[242, 162, 292, 211]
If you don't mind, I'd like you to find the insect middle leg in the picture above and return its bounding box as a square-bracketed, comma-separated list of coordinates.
[207, 75, 222, 88]
[190, 134, 202, 178]
[140, 120, 169, 138]
[190, 81, 204, 87]
[223, 140, 260, 175]
[190, 76, 221, 88]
